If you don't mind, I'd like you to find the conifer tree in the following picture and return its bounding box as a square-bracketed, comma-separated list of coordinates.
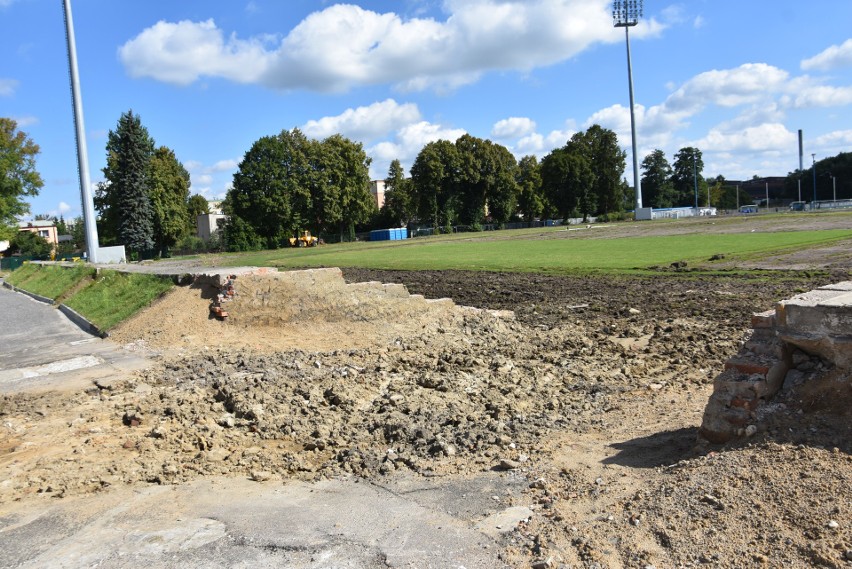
[96, 110, 155, 256]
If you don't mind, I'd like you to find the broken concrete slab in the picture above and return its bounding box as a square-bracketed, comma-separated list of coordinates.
[700, 281, 852, 443]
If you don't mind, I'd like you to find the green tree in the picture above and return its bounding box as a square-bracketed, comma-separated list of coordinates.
[11, 230, 52, 258]
[448, 135, 518, 227]
[382, 159, 413, 226]
[454, 134, 489, 226]
[55, 215, 69, 236]
[541, 148, 573, 219]
[96, 110, 156, 255]
[410, 140, 460, 228]
[148, 146, 191, 255]
[671, 147, 707, 207]
[570, 125, 625, 214]
[221, 215, 263, 252]
[641, 149, 676, 208]
[516, 155, 544, 222]
[0, 118, 43, 240]
[228, 129, 312, 249]
[69, 217, 85, 252]
[541, 144, 595, 221]
[485, 142, 519, 226]
[313, 134, 374, 241]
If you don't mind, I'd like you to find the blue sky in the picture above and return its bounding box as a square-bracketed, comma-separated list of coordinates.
[2, 0, 851, 220]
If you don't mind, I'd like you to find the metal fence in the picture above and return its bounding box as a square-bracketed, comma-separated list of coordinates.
[0, 256, 33, 271]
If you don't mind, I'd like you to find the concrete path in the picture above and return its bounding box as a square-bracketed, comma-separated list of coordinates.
[0, 472, 528, 568]
[0, 280, 150, 394]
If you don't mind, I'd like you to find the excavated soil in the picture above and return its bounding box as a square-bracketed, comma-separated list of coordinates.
[2, 268, 852, 568]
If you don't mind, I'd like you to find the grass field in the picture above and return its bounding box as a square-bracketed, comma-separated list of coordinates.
[207, 226, 851, 274]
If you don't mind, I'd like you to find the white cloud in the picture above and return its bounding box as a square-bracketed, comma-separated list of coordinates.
[45, 201, 75, 220]
[194, 174, 214, 186]
[491, 117, 536, 139]
[119, 1, 667, 93]
[791, 85, 852, 108]
[118, 19, 274, 86]
[801, 39, 852, 71]
[185, 158, 239, 199]
[0, 78, 17, 96]
[698, 123, 796, 153]
[12, 115, 38, 127]
[210, 159, 239, 172]
[814, 129, 852, 152]
[664, 64, 789, 113]
[368, 120, 466, 179]
[302, 99, 421, 140]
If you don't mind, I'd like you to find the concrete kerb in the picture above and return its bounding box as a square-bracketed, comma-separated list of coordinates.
[2, 280, 55, 305]
[58, 303, 108, 338]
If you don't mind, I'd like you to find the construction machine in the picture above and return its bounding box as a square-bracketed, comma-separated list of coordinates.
[289, 230, 319, 247]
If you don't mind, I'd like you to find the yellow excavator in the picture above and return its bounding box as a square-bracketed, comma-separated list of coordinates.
[289, 230, 319, 247]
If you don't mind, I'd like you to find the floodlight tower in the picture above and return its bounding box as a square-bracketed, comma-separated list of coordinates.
[63, 0, 100, 262]
[613, 0, 643, 211]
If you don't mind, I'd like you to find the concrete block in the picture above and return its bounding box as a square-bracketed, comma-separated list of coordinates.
[779, 331, 852, 368]
[818, 281, 852, 292]
[779, 293, 852, 336]
[381, 283, 410, 298]
[751, 309, 776, 329]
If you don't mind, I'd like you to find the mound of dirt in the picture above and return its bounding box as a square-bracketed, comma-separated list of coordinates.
[2, 269, 850, 568]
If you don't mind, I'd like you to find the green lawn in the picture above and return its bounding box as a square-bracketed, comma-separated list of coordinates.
[5, 263, 94, 299]
[63, 271, 173, 330]
[208, 228, 851, 274]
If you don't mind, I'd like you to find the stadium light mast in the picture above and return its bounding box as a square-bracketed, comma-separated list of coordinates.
[63, 0, 100, 263]
[613, 0, 643, 211]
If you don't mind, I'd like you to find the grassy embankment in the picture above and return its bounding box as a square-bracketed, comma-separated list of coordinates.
[5, 263, 173, 331]
[208, 227, 851, 275]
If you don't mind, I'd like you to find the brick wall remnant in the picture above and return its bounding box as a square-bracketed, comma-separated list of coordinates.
[699, 282, 852, 443]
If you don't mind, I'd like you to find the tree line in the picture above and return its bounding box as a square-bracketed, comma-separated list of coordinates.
[223, 124, 634, 251]
[3, 111, 850, 259]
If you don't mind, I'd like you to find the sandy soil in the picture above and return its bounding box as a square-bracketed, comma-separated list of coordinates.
[2, 215, 852, 568]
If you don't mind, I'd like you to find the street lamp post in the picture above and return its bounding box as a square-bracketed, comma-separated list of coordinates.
[613, 0, 643, 211]
[812, 154, 817, 204]
[692, 150, 698, 209]
[828, 173, 836, 201]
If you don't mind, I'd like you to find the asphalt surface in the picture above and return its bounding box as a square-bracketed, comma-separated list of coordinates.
[1, 473, 530, 569]
[0, 280, 150, 394]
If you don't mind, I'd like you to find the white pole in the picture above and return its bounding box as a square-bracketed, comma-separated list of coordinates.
[63, 0, 99, 263]
[624, 26, 642, 211]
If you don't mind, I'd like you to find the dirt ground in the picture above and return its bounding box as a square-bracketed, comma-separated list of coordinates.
[2, 218, 852, 567]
